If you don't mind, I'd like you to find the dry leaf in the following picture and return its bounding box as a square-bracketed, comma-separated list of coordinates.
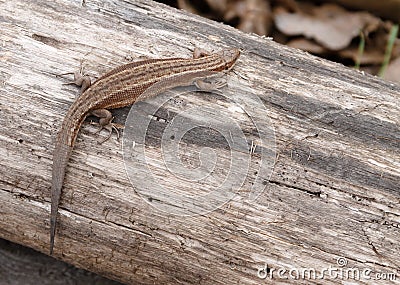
[287, 38, 327, 54]
[383, 56, 400, 83]
[177, 0, 198, 15]
[274, 3, 381, 50]
[177, 0, 272, 35]
[225, 0, 272, 35]
[339, 24, 400, 65]
[206, 0, 228, 13]
[339, 47, 385, 65]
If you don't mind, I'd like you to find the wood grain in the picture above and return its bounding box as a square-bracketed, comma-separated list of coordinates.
[0, 0, 399, 284]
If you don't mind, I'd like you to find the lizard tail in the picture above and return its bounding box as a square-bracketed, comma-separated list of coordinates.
[50, 137, 73, 254]
[50, 107, 86, 254]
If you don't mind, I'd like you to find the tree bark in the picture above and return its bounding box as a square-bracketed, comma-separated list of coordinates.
[0, 0, 399, 284]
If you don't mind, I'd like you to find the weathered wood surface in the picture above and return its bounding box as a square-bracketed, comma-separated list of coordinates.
[0, 0, 399, 284]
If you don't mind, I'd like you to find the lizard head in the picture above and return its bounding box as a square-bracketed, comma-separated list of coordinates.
[220, 48, 240, 70]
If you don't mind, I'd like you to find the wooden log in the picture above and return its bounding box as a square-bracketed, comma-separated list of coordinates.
[0, 0, 399, 284]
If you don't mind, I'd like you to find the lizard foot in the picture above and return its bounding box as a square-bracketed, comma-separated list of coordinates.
[93, 121, 120, 144]
[194, 77, 227, 91]
[90, 109, 120, 143]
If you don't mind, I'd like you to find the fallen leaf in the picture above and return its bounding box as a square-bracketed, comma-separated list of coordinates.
[287, 38, 327, 54]
[274, 3, 381, 50]
[383, 56, 400, 83]
[225, 0, 272, 35]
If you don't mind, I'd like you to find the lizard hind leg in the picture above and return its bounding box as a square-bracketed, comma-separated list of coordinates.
[90, 109, 119, 143]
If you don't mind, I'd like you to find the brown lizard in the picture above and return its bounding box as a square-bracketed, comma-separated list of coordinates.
[50, 48, 240, 254]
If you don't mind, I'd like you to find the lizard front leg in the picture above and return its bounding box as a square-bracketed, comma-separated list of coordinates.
[61, 71, 91, 94]
[59, 69, 118, 142]
[192, 48, 228, 91]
